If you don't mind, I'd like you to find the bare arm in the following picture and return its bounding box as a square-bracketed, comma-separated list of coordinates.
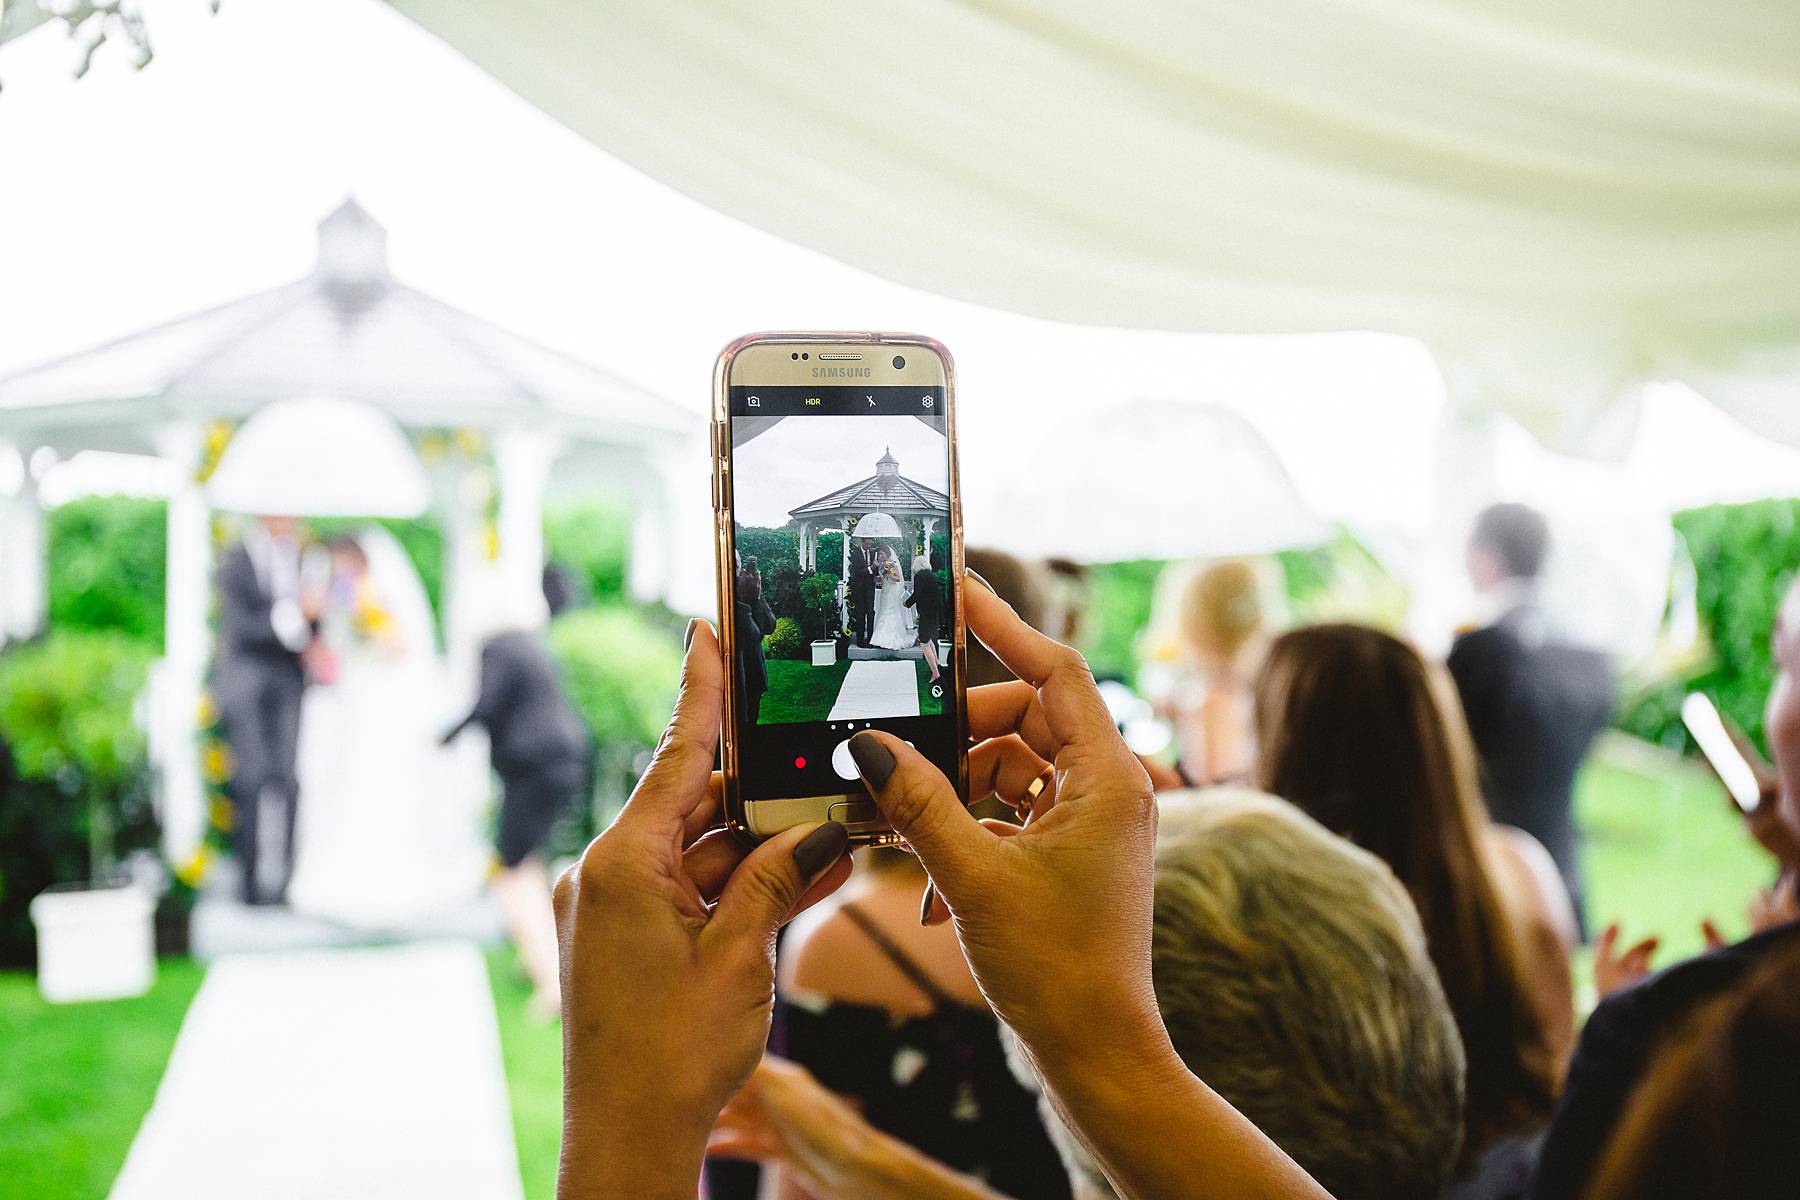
[712, 1059, 1012, 1200]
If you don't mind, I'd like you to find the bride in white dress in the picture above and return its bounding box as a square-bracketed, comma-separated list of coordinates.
[869, 549, 919, 651]
[287, 527, 490, 928]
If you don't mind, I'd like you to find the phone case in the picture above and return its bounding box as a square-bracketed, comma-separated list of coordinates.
[712, 331, 970, 844]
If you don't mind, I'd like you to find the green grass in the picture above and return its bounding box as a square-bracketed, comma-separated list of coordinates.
[486, 947, 563, 1200]
[760, 658, 944, 725]
[758, 660, 852, 724]
[1575, 743, 1779, 997]
[914, 660, 945, 716]
[0, 958, 205, 1199]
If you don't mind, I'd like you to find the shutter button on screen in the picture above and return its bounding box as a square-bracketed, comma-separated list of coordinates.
[831, 738, 859, 781]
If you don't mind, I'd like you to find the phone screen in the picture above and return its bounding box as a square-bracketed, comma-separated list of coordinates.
[1681, 693, 1762, 814]
[725, 384, 959, 805]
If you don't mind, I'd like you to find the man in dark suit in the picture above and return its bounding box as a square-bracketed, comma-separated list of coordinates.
[848, 540, 875, 648]
[213, 515, 315, 905]
[1529, 573, 1800, 1200]
[1449, 503, 1615, 937]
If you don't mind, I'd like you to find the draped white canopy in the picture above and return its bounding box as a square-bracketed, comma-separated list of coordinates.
[389, 0, 1800, 452]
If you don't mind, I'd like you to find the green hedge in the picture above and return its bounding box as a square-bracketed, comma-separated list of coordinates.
[546, 606, 684, 749]
[47, 497, 167, 651]
[1618, 498, 1800, 753]
[544, 495, 632, 607]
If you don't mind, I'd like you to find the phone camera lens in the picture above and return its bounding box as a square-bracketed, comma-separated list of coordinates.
[892, 355, 906, 369]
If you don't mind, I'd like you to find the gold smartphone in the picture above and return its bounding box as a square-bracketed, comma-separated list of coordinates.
[713, 332, 968, 844]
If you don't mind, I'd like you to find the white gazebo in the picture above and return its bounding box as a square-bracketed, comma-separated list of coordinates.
[0, 199, 697, 870]
[786, 446, 951, 573]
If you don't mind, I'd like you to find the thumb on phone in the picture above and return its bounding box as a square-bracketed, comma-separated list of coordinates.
[847, 730, 987, 891]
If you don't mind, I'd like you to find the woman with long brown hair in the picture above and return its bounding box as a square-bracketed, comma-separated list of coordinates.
[1254, 624, 1576, 1191]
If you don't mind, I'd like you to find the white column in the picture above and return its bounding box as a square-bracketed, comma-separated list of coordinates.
[438, 457, 483, 685]
[839, 524, 852, 629]
[797, 521, 811, 571]
[495, 428, 559, 616]
[156, 424, 211, 870]
[0, 443, 46, 641]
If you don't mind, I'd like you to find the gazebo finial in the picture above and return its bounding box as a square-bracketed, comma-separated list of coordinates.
[315, 197, 389, 307]
[876, 446, 899, 476]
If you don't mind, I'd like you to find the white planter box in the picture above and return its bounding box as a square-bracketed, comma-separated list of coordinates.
[810, 640, 838, 667]
[30, 883, 156, 1003]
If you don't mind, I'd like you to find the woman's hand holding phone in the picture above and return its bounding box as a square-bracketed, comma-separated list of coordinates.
[846, 574, 1330, 1200]
[553, 620, 853, 1200]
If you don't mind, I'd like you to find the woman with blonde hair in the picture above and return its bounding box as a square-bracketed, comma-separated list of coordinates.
[1254, 624, 1577, 1194]
[1169, 558, 1270, 784]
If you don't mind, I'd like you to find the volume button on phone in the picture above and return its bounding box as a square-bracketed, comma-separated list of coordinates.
[711, 469, 722, 510]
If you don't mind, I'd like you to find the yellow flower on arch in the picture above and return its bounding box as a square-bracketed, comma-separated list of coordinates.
[202, 741, 233, 784]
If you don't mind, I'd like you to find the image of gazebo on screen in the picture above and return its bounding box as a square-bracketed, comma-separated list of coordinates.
[730, 413, 951, 726]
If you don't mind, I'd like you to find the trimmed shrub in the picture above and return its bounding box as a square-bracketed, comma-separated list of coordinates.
[798, 572, 841, 642]
[764, 617, 806, 662]
[547, 606, 684, 749]
[0, 632, 157, 966]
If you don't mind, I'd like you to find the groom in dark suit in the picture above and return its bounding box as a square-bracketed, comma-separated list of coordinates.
[214, 515, 316, 905]
[848, 539, 876, 648]
[1449, 502, 1615, 937]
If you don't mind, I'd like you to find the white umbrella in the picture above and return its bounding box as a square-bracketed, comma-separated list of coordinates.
[980, 399, 1327, 562]
[850, 511, 903, 539]
[208, 396, 431, 517]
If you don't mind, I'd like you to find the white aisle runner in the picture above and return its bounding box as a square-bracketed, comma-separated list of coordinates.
[110, 942, 523, 1200]
[828, 660, 921, 721]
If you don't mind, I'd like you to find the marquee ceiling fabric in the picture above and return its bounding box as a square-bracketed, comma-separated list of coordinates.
[387, 0, 1800, 450]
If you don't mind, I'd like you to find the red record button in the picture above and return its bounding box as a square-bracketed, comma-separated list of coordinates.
[793, 756, 807, 769]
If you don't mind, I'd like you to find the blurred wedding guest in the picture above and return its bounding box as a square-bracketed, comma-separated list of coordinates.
[771, 845, 1072, 1199]
[1578, 939, 1800, 1200]
[961, 548, 1048, 687]
[1450, 502, 1615, 936]
[442, 577, 589, 1020]
[214, 513, 317, 905]
[716, 790, 1465, 1200]
[734, 555, 778, 723]
[1169, 559, 1271, 785]
[1256, 625, 1577, 1196]
[542, 561, 580, 618]
[1530, 574, 1800, 1200]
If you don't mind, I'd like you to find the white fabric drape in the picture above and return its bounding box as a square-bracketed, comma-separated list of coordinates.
[388, 0, 1800, 450]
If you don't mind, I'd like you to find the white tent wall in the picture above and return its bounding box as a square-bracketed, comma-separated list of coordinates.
[388, 0, 1800, 454]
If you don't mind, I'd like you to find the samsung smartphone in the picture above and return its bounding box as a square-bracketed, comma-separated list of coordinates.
[1681, 693, 1765, 814]
[713, 332, 967, 844]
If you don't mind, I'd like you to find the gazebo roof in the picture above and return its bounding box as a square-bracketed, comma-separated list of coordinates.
[788, 447, 949, 520]
[0, 199, 693, 455]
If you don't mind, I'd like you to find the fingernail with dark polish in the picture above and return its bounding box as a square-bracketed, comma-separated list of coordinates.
[793, 821, 849, 878]
[683, 618, 699, 652]
[848, 731, 895, 790]
[965, 568, 993, 593]
[919, 881, 937, 926]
